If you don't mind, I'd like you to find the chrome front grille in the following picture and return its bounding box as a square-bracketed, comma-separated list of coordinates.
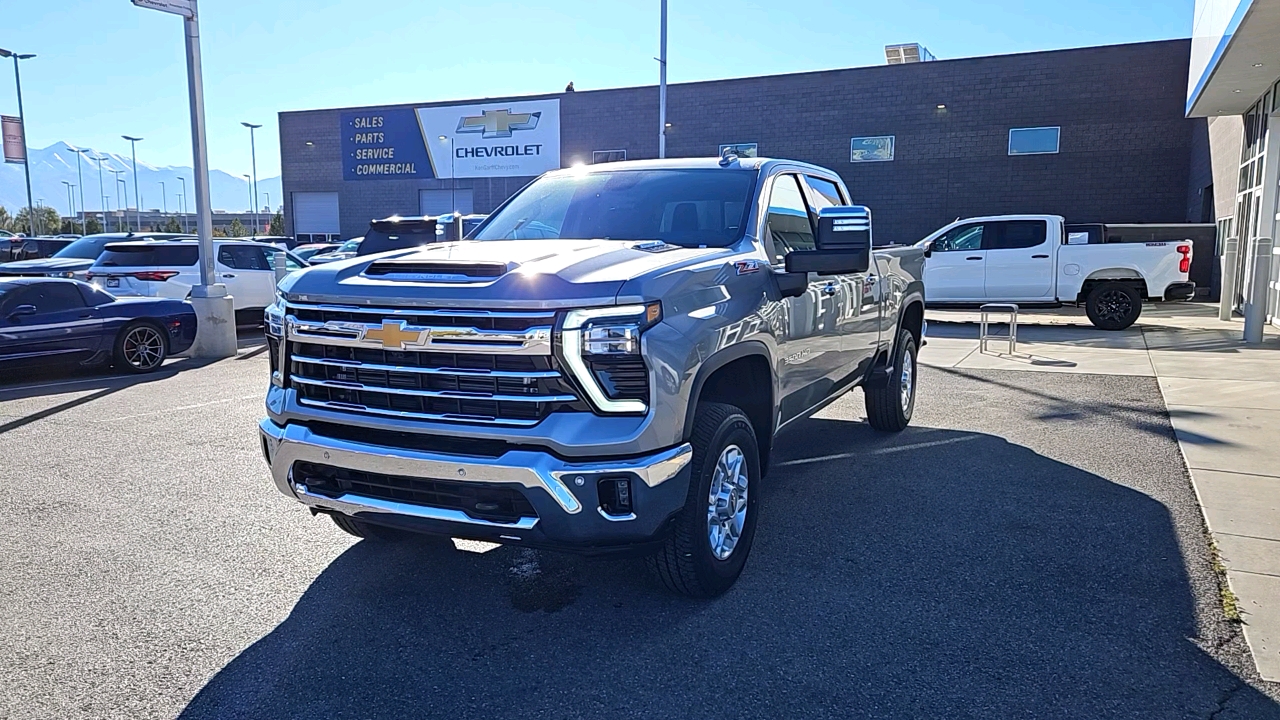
[284, 303, 577, 426]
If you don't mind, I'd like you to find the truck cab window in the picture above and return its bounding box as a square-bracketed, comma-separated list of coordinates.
[990, 220, 1048, 249]
[766, 175, 815, 263]
[933, 224, 984, 252]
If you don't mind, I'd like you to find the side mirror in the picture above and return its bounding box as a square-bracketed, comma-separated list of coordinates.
[785, 205, 872, 275]
[923, 240, 934, 259]
[7, 304, 37, 321]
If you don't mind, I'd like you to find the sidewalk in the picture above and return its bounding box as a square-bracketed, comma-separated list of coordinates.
[921, 303, 1280, 680]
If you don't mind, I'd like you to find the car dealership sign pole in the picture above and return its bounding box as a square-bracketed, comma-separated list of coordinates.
[132, 0, 236, 358]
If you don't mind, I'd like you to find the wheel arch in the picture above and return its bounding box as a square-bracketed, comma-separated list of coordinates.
[684, 341, 776, 474]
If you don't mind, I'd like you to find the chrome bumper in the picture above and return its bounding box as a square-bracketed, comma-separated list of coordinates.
[258, 419, 692, 529]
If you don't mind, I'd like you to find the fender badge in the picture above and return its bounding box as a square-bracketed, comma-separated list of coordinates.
[734, 260, 763, 275]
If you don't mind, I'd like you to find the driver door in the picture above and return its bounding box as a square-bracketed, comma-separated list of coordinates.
[924, 222, 987, 301]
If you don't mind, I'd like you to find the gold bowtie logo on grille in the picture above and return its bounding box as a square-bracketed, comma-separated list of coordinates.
[361, 320, 427, 350]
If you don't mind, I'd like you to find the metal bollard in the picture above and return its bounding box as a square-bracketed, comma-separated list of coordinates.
[1243, 237, 1274, 344]
[979, 303, 1019, 355]
[273, 250, 288, 284]
[1220, 237, 1239, 321]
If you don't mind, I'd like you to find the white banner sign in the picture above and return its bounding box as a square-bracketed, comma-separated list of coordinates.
[2, 115, 25, 164]
[131, 0, 194, 18]
[417, 99, 560, 179]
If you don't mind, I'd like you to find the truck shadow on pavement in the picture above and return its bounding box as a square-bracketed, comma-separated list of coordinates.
[179, 422, 1280, 719]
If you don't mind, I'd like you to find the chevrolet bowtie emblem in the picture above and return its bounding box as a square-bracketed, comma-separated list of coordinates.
[456, 109, 541, 139]
[362, 320, 426, 350]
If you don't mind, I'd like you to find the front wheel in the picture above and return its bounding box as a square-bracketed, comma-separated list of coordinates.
[114, 321, 168, 373]
[646, 402, 761, 598]
[865, 328, 918, 432]
[1085, 282, 1142, 330]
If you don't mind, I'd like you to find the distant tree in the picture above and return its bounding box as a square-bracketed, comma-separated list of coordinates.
[0, 206, 12, 232]
[160, 217, 183, 233]
[228, 218, 248, 237]
[211, 226, 228, 238]
[15, 206, 61, 236]
[269, 210, 284, 236]
[84, 218, 104, 235]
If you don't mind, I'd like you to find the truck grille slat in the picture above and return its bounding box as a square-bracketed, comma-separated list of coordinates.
[284, 304, 578, 427]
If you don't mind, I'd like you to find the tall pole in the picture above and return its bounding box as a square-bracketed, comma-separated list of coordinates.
[242, 122, 261, 233]
[178, 176, 187, 233]
[111, 171, 127, 231]
[658, 0, 667, 159]
[69, 147, 88, 234]
[263, 191, 270, 217]
[1, 50, 37, 237]
[160, 180, 167, 215]
[243, 174, 252, 233]
[123, 135, 143, 232]
[61, 181, 75, 233]
[92, 153, 106, 231]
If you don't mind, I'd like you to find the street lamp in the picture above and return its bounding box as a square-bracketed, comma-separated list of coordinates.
[262, 191, 270, 217]
[111, 171, 127, 231]
[60, 181, 76, 234]
[178, 176, 187, 234]
[122, 135, 143, 233]
[91, 153, 108, 231]
[438, 135, 456, 211]
[1, 49, 37, 237]
[242, 174, 253, 234]
[241, 122, 262, 234]
[68, 147, 89, 234]
[159, 180, 167, 216]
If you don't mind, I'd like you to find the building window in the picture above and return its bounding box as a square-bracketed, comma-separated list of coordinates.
[593, 150, 626, 164]
[719, 143, 758, 158]
[850, 136, 894, 162]
[1008, 127, 1060, 155]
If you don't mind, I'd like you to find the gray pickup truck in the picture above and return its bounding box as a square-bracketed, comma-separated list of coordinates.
[259, 156, 926, 596]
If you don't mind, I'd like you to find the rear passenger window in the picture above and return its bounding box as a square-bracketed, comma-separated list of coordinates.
[765, 175, 815, 263]
[990, 220, 1048, 250]
[218, 245, 271, 270]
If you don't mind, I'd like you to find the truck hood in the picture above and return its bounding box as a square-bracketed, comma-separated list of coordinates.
[282, 239, 737, 309]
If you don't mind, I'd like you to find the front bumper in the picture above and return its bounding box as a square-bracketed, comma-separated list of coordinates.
[259, 419, 694, 553]
[1161, 282, 1196, 302]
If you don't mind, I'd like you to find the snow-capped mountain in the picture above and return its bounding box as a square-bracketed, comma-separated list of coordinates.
[0, 142, 281, 216]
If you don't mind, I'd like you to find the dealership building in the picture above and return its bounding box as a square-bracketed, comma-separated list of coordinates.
[279, 39, 1210, 255]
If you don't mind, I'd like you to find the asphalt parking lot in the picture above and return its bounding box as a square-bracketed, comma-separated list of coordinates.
[1, 345, 1278, 719]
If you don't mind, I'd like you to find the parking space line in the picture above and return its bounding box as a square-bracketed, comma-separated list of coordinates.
[99, 395, 262, 422]
[777, 435, 980, 467]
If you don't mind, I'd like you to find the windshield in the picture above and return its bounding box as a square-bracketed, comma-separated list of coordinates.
[54, 235, 113, 259]
[337, 239, 361, 253]
[473, 169, 757, 246]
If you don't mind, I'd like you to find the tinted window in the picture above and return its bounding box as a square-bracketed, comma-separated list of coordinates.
[473, 169, 757, 247]
[21, 282, 87, 313]
[933, 224, 985, 252]
[97, 245, 199, 267]
[765, 175, 815, 262]
[803, 175, 846, 210]
[263, 251, 305, 271]
[53, 235, 115, 259]
[989, 220, 1048, 250]
[218, 245, 270, 270]
[1008, 127, 1060, 155]
[358, 222, 438, 256]
[78, 283, 116, 306]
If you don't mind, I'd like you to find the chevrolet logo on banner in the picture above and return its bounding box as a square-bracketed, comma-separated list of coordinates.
[361, 321, 427, 350]
[456, 109, 541, 139]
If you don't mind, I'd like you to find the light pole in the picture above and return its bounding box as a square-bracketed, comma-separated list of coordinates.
[111, 171, 127, 231]
[242, 174, 253, 234]
[91, 153, 108, 231]
[438, 135, 456, 211]
[263, 191, 270, 219]
[68, 147, 89, 234]
[241, 122, 261, 233]
[61, 181, 76, 234]
[657, 0, 667, 159]
[178, 176, 187, 234]
[122, 135, 143, 233]
[160, 180, 167, 216]
[1, 49, 37, 237]
[176, 191, 184, 231]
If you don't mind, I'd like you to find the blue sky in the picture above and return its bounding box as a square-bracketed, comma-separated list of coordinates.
[3, 0, 1192, 180]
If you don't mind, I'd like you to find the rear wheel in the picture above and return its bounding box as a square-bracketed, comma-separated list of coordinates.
[646, 402, 760, 598]
[1085, 282, 1142, 330]
[114, 321, 168, 373]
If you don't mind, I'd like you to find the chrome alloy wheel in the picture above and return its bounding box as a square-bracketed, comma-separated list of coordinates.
[900, 349, 915, 413]
[122, 326, 165, 370]
[706, 444, 749, 561]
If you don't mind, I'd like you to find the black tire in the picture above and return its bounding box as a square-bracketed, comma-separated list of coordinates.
[330, 513, 414, 541]
[646, 402, 761, 598]
[865, 328, 918, 432]
[113, 321, 168, 374]
[1085, 282, 1143, 330]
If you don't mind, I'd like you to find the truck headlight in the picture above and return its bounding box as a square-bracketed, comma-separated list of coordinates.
[561, 303, 660, 414]
[265, 294, 286, 387]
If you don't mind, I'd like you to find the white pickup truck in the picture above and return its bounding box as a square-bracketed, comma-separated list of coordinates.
[918, 214, 1195, 329]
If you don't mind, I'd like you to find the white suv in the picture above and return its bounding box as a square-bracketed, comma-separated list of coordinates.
[87, 239, 306, 319]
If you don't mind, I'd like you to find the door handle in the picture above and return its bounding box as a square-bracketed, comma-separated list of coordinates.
[78, 314, 92, 319]
[966, 256, 983, 261]
[1032, 254, 1049, 259]
[222, 273, 236, 278]
[822, 283, 838, 296]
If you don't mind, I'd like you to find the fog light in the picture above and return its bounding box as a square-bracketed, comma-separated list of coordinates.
[598, 476, 633, 516]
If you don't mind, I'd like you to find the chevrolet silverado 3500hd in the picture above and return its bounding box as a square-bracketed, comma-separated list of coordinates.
[260, 156, 927, 596]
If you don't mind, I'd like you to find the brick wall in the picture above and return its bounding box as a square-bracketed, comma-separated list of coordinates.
[280, 39, 1198, 245]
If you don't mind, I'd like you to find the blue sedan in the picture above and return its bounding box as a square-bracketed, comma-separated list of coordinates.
[0, 278, 197, 375]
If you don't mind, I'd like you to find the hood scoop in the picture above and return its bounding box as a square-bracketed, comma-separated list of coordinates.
[363, 259, 512, 282]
